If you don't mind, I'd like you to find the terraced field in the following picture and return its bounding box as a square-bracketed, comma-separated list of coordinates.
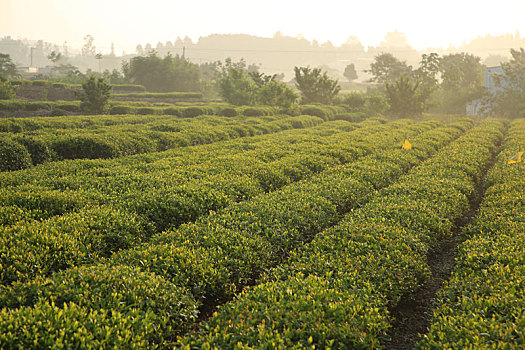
[0, 111, 522, 349]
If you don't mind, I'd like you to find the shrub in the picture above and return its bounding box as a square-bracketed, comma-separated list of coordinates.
[301, 106, 331, 120]
[0, 301, 157, 348]
[49, 108, 67, 116]
[30, 80, 50, 87]
[0, 264, 199, 342]
[334, 112, 366, 123]
[12, 136, 52, 165]
[163, 107, 182, 116]
[0, 138, 32, 171]
[109, 105, 131, 115]
[136, 107, 155, 115]
[0, 80, 16, 100]
[219, 107, 238, 117]
[80, 76, 112, 114]
[51, 136, 116, 160]
[242, 107, 265, 117]
[181, 106, 205, 118]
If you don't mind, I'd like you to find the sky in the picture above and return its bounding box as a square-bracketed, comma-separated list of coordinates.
[1, 0, 524, 54]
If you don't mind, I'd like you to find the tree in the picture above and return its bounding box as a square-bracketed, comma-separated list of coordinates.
[81, 35, 96, 56]
[125, 53, 200, 92]
[489, 48, 525, 118]
[217, 59, 298, 107]
[218, 65, 258, 105]
[80, 76, 111, 114]
[343, 64, 358, 81]
[366, 53, 411, 83]
[385, 75, 432, 117]
[414, 53, 440, 90]
[440, 53, 484, 91]
[294, 66, 340, 104]
[0, 80, 17, 100]
[0, 54, 19, 79]
[438, 53, 485, 113]
[258, 81, 298, 108]
[47, 51, 63, 64]
[95, 53, 103, 72]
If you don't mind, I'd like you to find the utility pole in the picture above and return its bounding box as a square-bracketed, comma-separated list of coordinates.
[30, 47, 34, 67]
[182, 46, 186, 60]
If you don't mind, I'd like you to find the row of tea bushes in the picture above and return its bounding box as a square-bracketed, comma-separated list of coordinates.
[180, 119, 505, 349]
[418, 118, 525, 349]
[0, 120, 445, 348]
[0, 119, 391, 284]
[0, 114, 326, 170]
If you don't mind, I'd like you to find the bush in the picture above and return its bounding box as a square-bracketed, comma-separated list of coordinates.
[30, 80, 50, 87]
[181, 106, 205, 118]
[12, 136, 53, 165]
[54, 102, 80, 112]
[0, 264, 199, 343]
[0, 301, 159, 348]
[242, 107, 265, 117]
[163, 107, 182, 116]
[51, 136, 116, 160]
[49, 108, 67, 116]
[109, 105, 132, 115]
[80, 76, 112, 114]
[136, 107, 155, 115]
[334, 112, 366, 123]
[219, 107, 238, 117]
[300, 106, 333, 120]
[51, 82, 67, 89]
[0, 138, 32, 171]
[0, 80, 16, 100]
[111, 84, 146, 93]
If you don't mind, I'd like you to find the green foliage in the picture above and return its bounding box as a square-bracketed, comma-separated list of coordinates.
[419, 119, 525, 349]
[340, 91, 367, 111]
[294, 66, 340, 104]
[440, 53, 484, 91]
[79, 76, 111, 114]
[125, 53, 201, 92]
[488, 48, 525, 118]
[183, 120, 505, 348]
[0, 54, 19, 79]
[0, 301, 155, 349]
[0, 80, 16, 100]
[109, 105, 132, 115]
[0, 138, 32, 171]
[385, 75, 432, 117]
[366, 53, 412, 83]
[257, 80, 298, 108]
[12, 136, 53, 165]
[0, 264, 199, 343]
[51, 136, 116, 160]
[218, 65, 258, 105]
[343, 63, 358, 81]
[218, 107, 238, 117]
[181, 106, 206, 118]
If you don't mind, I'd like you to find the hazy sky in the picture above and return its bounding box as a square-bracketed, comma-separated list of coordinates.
[1, 0, 524, 54]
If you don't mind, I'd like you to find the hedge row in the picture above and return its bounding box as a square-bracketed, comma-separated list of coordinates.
[0, 114, 327, 170]
[181, 119, 505, 349]
[0, 119, 389, 284]
[0, 119, 442, 348]
[113, 92, 203, 99]
[9, 80, 146, 92]
[419, 118, 525, 348]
